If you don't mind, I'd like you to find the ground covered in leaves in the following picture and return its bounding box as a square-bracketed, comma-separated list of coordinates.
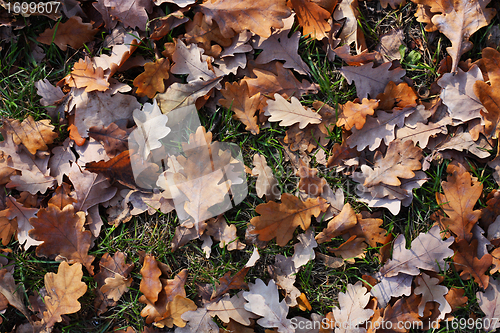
[1, 0, 500, 332]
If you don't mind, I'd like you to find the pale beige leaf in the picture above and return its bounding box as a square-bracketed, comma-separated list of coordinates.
[264, 94, 322, 129]
[332, 281, 374, 333]
[292, 229, 317, 269]
[414, 273, 451, 320]
[252, 153, 280, 201]
[101, 274, 132, 302]
[207, 292, 258, 325]
[478, 277, 500, 332]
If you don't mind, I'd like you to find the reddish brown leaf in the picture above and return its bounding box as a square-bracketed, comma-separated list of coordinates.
[376, 81, 418, 110]
[88, 122, 133, 158]
[211, 266, 250, 300]
[453, 239, 492, 289]
[219, 81, 261, 135]
[289, 0, 332, 40]
[29, 204, 95, 274]
[140, 255, 162, 304]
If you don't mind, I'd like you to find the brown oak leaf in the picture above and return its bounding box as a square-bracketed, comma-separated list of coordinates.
[436, 165, 482, 242]
[88, 122, 133, 158]
[289, 0, 332, 40]
[219, 81, 261, 135]
[184, 12, 232, 58]
[315, 203, 357, 244]
[376, 81, 418, 110]
[250, 193, 329, 246]
[453, 239, 492, 289]
[133, 58, 171, 98]
[29, 204, 95, 274]
[199, 0, 291, 38]
[473, 47, 500, 139]
[4, 115, 58, 155]
[140, 255, 163, 304]
[36, 16, 98, 51]
[336, 98, 378, 130]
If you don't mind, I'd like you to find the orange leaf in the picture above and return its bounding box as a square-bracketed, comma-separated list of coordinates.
[66, 56, 109, 92]
[376, 81, 418, 110]
[453, 239, 492, 289]
[289, 0, 332, 40]
[4, 115, 58, 155]
[336, 98, 378, 130]
[134, 58, 171, 98]
[220, 81, 261, 135]
[42, 262, 87, 328]
[250, 193, 329, 246]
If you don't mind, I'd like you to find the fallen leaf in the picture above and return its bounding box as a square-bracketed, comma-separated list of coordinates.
[473, 47, 500, 139]
[336, 98, 378, 131]
[207, 292, 258, 325]
[315, 203, 357, 244]
[199, 0, 291, 38]
[438, 65, 484, 122]
[376, 81, 418, 110]
[333, 0, 367, 52]
[436, 165, 482, 242]
[381, 294, 422, 333]
[133, 58, 170, 98]
[36, 16, 98, 51]
[340, 61, 406, 99]
[375, 29, 405, 61]
[178, 307, 219, 332]
[328, 235, 366, 263]
[414, 273, 451, 320]
[477, 277, 500, 332]
[183, 12, 232, 58]
[429, 0, 496, 73]
[370, 273, 412, 308]
[88, 122, 132, 158]
[220, 81, 261, 135]
[250, 193, 329, 246]
[253, 29, 311, 75]
[0, 269, 30, 321]
[292, 229, 317, 269]
[211, 267, 249, 300]
[42, 262, 87, 328]
[140, 255, 162, 304]
[5, 196, 41, 250]
[332, 281, 374, 333]
[289, 0, 332, 40]
[66, 56, 110, 92]
[103, 0, 153, 31]
[4, 115, 58, 155]
[170, 39, 219, 83]
[243, 279, 295, 332]
[453, 239, 491, 289]
[29, 203, 95, 274]
[251, 153, 280, 201]
[264, 94, 322, 129]
[380, 225, 454, 278]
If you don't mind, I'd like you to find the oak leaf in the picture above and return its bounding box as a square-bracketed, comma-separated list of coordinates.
[242, 62, 319, 99]
[133, 58, 170, 98]
[94, 252, 134, 314]
[48, 183, 76, 210]
[315, 203, 357, 244]
[88, 122, 132, 158]
[251, 153, 280, 201]
[473, 47, 500, 139]
[370, 273, 412, 308]
[178, 307, 219, 333]
[414, 273, 451, 320]
[453, 239, 491, 289]
[211, 267, 250, 300]
[250, 193, 329, 246]
[0, 269, 30, 320]
[296, 161, 327, 196]
[376, 81, 418, 110]
[438, 65, 484, 122]
[66, 56, 110, 92]
[69, 88, 140, 137]
[340, 61, 406, 99]
[205, 216, 245, 251]
[49, 138, 76, 185]
[243, 279, 294, 333]
[436, 166, 482, 242]
[328, 235, 367, 263]
[29, 204, 95, 274]
[157, 76, 223, 114]
[140, 255, 162, 303]
[36, 16, 98, 51]
[336, 98, 378, 130]
[264, 94, 322, 129]
[0, 210, 16, 246]
[362, 139, 422, 187]
[253, 29, 311, 75]
[333, 0, 367, 52]
[170, 40, 219, 83]
[184, 12, 232, 58]
[477, 277, 500, 332]
[380, 225, 454, 278]
[103, 0, 153, 31]
[207, 292, 258, 326]
[381, 0, 406, 9]
[289, 0, 331, 40]
[381, 294, 422, 333]
[5, 196, 40, 250]
[346, 107, 414, 151]
[4, 115, 58, 155]
[430, 0, 496, 74]
[42, 262, 87, 328]
[219, 81, 261, 135]
[332, 281, 374, 333]
[199, 0, 291, 38]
